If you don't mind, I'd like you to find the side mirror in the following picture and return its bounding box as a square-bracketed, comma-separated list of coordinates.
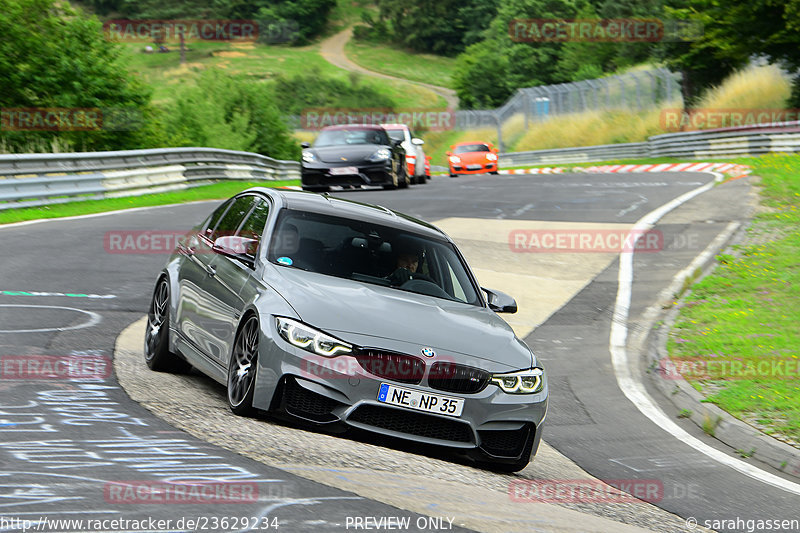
[412, 138, 424, 146]
[391, 139, 403, 147]
[492, 148, 499, 154]
[301, 142, 310, 149]
[212, 236, 258, 268]
[482, 287, 517, 314]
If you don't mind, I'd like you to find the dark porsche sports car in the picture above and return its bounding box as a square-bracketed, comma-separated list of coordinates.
[144, 188, 548, 471]
[301, 124, 409, 192]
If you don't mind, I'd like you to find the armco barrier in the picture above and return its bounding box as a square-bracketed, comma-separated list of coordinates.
[3, 120, 799, 209]
[500, 120, 800, 166]
[0, 147, 300, 210]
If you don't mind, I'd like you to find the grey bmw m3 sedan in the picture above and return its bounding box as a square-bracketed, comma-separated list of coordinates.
[145, 187, 548, 471]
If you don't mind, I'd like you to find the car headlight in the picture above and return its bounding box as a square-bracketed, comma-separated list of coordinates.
[449, 155, 461, 164]
[490, 368, 544, 394]
[367, 148, 391, 162]
[486, 153, 498, 161]
[275, 317, 352, 357]
[302, 151, 315, 163]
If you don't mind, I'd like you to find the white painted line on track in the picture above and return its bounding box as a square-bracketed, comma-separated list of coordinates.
[0, 304, 102, 333]
[610, 172, 800, 496]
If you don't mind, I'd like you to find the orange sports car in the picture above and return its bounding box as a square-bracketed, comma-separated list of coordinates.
[446, 141, 499, 177]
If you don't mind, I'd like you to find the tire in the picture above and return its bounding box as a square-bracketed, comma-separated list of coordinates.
[449, 173, 458, 178]
[490, 171, 499, 175]
[227, 315, 260, 416]
[144, 278, 191, 373]
[383, 162, 400, 190]
[415, 173, 425, 185]
[399, 164, 409, 189]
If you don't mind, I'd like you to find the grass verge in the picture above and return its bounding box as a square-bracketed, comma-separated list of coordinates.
[667, 153, 800, 446]
[345, 39, 456, 89]
[0, 180, 299, 226]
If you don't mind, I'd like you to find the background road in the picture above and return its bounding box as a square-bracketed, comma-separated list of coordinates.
[1, 171, 796, 532]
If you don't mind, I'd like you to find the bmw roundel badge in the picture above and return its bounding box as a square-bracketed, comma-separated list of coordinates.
[421, 347, 436, 358]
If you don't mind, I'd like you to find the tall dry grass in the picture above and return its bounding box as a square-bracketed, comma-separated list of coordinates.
[512, 106, 669, 152]
[697, 64, 790, 110]
[507, 63, 792, 152]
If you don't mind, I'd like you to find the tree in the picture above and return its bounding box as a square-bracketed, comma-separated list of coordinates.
[452, 0, 581, 108]
[660, 0, 799, 105]
[371, 0, 500, 56]
[0, 0, 159, 152]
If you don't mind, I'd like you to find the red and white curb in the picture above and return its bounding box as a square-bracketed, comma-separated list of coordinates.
[498, 162, 751, 178]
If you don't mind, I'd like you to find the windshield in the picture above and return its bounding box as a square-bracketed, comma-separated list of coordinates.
[268, 210, 480, 305]
[385, 129, 405, 142]
[314, 128, 389, 147]
[454, 144, 490, 154]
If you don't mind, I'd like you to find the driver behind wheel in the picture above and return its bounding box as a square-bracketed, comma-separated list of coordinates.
[387, 237, 423, 286]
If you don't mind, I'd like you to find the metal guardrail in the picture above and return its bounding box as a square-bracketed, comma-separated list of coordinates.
[0, 147, 300, 210]
[3, 120, 799, 209]
[501, 143, 649, 167]
[500, 121, 800, 166]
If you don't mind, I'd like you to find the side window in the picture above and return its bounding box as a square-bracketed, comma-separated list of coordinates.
[202, 198, 234, 239]
[237, 199, 270, 257]
[210, 196, 258, 241]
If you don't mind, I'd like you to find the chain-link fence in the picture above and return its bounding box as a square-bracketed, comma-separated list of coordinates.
[456, 67, 683, 151]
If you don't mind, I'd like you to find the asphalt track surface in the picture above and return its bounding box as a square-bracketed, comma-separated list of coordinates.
[0, 171, 798, 532]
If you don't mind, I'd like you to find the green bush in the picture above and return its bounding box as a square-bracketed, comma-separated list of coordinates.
[163, 69, 299, 160]
[271, 67, 396, 117]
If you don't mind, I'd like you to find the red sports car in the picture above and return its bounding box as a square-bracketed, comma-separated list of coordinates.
[446, 141, 499, 177]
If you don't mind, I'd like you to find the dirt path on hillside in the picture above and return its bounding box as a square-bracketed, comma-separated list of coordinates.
[319, 27, 459, 109]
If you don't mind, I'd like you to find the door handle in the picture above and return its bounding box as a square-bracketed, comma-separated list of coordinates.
[205, 264, 217, 277]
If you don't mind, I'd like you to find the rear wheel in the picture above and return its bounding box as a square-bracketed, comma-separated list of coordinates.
[227, 315, 260, 416]
[144, 278, 191, 373]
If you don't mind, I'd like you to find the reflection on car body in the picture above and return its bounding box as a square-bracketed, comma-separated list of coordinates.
[145, 188, 547, 472]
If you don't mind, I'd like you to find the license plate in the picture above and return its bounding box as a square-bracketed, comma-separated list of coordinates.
[330, 166, 359, 176]
[377, 383, 464, 418]
[466, 164, 481, 170]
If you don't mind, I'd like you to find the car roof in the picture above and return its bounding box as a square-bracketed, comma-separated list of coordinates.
[320, 124, 387, 131]
[380, 123, 409, 130]
[247, 188, 447, 239]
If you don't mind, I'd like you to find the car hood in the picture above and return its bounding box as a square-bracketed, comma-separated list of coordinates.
[455, 151, 491, 164]
[271, 266, 534, 370]
[312, 144, 386, 164]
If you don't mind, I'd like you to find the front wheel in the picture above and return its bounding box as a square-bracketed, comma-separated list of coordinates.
[144, 278, 191, 373]
[227, 315, 260, 416]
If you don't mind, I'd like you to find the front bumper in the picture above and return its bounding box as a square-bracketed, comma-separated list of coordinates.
[302, 161, 394, 188]
[451, 162, 498, 175]
[261, 334, 547, 463]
